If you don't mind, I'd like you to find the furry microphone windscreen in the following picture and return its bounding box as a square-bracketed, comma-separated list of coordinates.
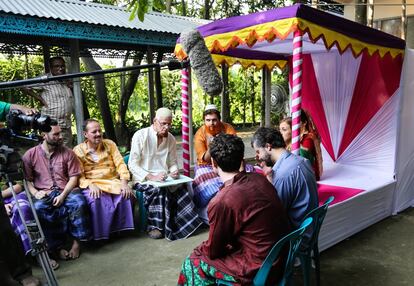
[180, 29, 223, 97]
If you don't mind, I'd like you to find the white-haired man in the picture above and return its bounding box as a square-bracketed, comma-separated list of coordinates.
[129, 108, 203, 240]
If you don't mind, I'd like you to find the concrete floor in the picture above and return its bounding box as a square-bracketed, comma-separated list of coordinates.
[32, 207, 414, 286]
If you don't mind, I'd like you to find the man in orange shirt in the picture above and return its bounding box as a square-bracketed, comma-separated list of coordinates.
[192, 104, 237, 222]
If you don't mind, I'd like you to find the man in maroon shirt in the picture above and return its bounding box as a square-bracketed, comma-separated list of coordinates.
[178, 134, 290, 285]
[22, 120, 90, 263]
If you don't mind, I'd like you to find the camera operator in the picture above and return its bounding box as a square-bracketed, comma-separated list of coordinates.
[0, 100, 40, 286]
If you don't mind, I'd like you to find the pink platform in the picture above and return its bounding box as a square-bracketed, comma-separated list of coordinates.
[318, 183, 364, 207]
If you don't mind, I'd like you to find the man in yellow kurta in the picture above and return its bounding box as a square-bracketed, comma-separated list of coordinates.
[73, 119, 134, 240]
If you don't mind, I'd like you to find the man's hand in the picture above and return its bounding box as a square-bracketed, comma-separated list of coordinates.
[259, 162, 273, 183]
[34, 190, 47, 200]
[120, 182, 134, 199]
[169, 170, 179, 179]
[147, 172, 168, 182]
[52, 193, 67, 207]
[11, 104, 38, 116]
[4, 203, 12, 216]
[88, 184, 101, 199]
[206, 134, 215, 145]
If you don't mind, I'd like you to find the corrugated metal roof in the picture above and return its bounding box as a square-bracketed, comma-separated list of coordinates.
[0, 0, 209, 35]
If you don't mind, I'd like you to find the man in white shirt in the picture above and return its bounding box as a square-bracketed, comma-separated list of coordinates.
[129, 108, 202, 240]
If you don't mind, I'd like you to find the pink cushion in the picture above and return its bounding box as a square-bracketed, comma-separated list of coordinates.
[317, 183, 364, 206]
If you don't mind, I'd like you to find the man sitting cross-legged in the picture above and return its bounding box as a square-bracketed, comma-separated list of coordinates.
[129, 107, 203, 240]
[22, 120, 91, 262]
[178, 134, 290, 285]
[73, 119, 135, 241]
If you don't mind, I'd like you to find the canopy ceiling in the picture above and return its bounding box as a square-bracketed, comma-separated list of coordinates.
[175, 4, 405, 69]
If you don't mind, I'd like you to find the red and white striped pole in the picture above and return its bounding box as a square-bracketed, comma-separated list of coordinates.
[181, 68, 191, 176]
[291, 29, 303, 155]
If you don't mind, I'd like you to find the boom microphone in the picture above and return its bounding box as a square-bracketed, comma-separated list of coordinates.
[180, 29, 223, 97]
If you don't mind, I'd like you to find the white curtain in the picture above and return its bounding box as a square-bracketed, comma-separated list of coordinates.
[336, 90, 398, 174]
[311, 50, 361, 159]
[393, 48, 414, 213]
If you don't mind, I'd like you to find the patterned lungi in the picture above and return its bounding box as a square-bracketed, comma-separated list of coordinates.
[178, 256, 238, 286]
[134, 183, 203, 241]
[4, 192, 34, 255]
[34, 189, 91, 250]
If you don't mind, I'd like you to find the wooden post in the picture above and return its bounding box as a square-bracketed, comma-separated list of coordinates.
[264, 68, 271, 128]
[402, 0, 407, 40]
[69, 40, 85, 144]
[147, 48, 155, 121]
[367, 0, 374, 28]
[291, 30, 304, 155]
[261, 68, 266, 127]
[221, 63, 231, 123]
[188, 69, 194, 167]
[42, 45, 50, 74]
[155, 51, 163, 108]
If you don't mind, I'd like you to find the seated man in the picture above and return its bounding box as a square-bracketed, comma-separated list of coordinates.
[0, 195, 40, 286]
[23, 120, 90, 262]
[129, 107, 203, 240]
[251, 127, 319, 229]
[2, 184, 33, 256]
[178, 134, 290, 285]
[192, 104, 237, 217]
[0, 100, 40, 286]
[73, 119, 134, 240]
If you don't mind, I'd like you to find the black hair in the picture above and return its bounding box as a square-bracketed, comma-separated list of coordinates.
[48, 56, 65, 68]
[83, 118, 100, 132]
[49, 119, 59, 126]
[203, 109, 221, 120]
[251, 127, 286, 149]
[210, 134, 244, 172]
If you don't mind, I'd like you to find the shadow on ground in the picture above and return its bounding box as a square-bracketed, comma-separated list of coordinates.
[33, 207, 414, 286]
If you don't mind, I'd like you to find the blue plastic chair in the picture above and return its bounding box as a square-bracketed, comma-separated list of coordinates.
[299, 196, 334, 286]
[124, 154, 147, 232]
[217, 217, 313, 286]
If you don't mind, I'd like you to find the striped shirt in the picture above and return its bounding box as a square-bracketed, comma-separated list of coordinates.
[31, 77, 73, 128]
[73, 139, 130, 194]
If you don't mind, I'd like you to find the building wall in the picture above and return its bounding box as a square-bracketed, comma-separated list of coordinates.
[341, 0, 414, 47]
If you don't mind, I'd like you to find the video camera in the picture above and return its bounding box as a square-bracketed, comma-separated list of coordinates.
[6, 109, 51, 135]
[0, 110, 51, 180]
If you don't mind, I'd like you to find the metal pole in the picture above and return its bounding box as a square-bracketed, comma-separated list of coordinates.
[0, 62, 183, 89]
[70, 40, 85, 144]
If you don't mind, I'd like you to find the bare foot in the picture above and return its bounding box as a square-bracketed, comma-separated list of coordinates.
[58, 248, 69, 260]
[49, 259, 59, 270]
[68, 239, 80, 259]
[20, 275, 40, 286]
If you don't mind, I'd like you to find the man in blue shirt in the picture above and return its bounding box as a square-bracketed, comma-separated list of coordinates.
[251, 127, 318, 228]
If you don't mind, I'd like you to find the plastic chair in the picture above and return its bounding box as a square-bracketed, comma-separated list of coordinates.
[124, 154, 147, 232]
[217, 217, 313, 286]
[299, 196, 334, 286]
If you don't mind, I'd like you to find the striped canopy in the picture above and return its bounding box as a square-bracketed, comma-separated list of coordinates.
[175, 4, 405, 69]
